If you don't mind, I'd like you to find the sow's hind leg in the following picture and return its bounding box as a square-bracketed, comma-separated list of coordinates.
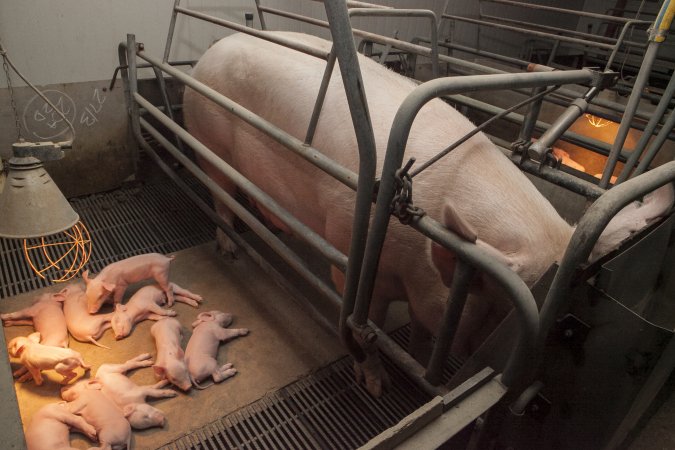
[194, 149, 239, 257]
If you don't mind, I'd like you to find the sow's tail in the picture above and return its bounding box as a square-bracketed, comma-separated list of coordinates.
[590, 183, 674, 262]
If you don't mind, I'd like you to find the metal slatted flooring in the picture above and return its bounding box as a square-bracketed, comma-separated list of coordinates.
[0, 177, 215, 299]
[160, 324, 463, 450]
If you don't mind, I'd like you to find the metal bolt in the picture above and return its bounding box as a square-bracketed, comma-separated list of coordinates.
[564, 329, 574, 338]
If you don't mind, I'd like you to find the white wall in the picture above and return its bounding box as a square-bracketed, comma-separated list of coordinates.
[0, 0, 253, 87]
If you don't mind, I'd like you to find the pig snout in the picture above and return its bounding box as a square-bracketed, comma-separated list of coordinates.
[111, 314, 131, 340]
[126, 403, 166, 429]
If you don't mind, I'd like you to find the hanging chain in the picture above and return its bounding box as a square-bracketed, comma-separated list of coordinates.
[0, 41, 23, 141]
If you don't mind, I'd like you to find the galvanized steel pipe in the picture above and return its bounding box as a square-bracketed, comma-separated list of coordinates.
[539, 160, 675, 343]
[134, 94, 349, 273]
[134, 50, 358, 190]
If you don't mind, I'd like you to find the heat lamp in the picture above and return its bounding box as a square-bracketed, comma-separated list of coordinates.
[0, 43, 91, 282]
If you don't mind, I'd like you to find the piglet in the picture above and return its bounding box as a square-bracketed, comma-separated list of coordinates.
[61, 379, 131, 450]
[111, 283, 203, 340]
[95, 353, 177, 429]
[62, 283, 113, 349]
[2, 289, 70, 382]
[185, 311, 249, 389]
[24, 401, 97, 450]
[7, 332, 90, 385]
[83, 253, 175, 314]
[1, 289, 69, 348]
[150, 317, 192, 391]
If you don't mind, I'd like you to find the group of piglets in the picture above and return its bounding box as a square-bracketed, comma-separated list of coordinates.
[1, 252, 249, 450]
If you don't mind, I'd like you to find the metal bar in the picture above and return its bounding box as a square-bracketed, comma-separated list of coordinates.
[163, 0, 181, 62]
[150, 65, 188, 156]
[259, 5, 467, 75]
[528, 89, 599, 162]
[253, 0, 267, 30]
[137, 117, 344, 325]
[442, 13, 616, 50]
[481, 13, 648, 48]
[410, 215, 538, 388]
[134, 49, 358, 190]
[359, 72, 583, 387]
[518, 86, 546, 143]
[447, 93, 625, 161]
[346, 0, 391, 8]
[136, 96, 348, 273]
[424, 261, 475, 386]
[323, 0, 379, 364]
[489, 135, 607, 200]
[485, 0, 651, 24]
[370, 323, 450, 398]
[348, 8, 439, 77]
[411, 86, 560, 177]
[305, 47, 337, 146]
[539, 160, 675, 342]
[439, 40, 532, 69]
[174, 6, 330, 60]
[600, 40, 661, 187]
[633, 105, 675, 177]
[617, 69, 675, 183]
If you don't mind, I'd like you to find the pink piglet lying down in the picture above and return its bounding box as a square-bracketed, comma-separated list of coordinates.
[185, 311, 249, 389]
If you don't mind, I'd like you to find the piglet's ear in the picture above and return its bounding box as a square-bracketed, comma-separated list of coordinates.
[123, 404, 136, 418]
[86, 380, 103, 390]
[54, 288, 69, 302]
[102, 282, 116, 293]
[28, 332, 41, 343]
[115, 304, 126, 312]
[82, 270, 91, 284]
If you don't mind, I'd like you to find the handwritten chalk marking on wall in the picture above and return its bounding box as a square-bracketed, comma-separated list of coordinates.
[22, 88, 108, 140]
[22, 89, 77, 140]
[80, 88, 107, 127]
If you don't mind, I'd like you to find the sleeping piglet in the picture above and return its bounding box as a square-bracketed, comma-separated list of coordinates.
[1, 289, 69, 348]
[185, 311, 249, 389]
[7, 332, 90, 385]
[83, 253, 175, 314]
[2, 289, 70, 382]
[95, 353, 177, 429]
[61, 379, 131, 450]
[62, 283, 113, 349]
[111, 283, 203, 340]
[150, 317, 192, 391]
[24, 401, 97, 450]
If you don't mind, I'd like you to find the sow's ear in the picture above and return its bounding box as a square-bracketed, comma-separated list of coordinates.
[430, 201, 521, 288]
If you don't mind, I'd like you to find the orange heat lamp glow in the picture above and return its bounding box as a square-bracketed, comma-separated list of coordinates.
[584, 113, 612, 128]
[22, 221, 93, 282]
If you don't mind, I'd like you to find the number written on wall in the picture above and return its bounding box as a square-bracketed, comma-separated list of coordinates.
[80, 89, 107, 127]
[22, 88, 108, 140]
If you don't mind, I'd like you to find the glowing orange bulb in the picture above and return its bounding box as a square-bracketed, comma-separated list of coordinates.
[22, 221, 92, 282]
[584, 113, 612, 128]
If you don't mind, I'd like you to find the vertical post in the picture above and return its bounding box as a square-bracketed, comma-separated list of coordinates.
[322, 0, 378, 354]
[616, 71, 675, 183]
[163, 0, 182, 63]
[599, 0, 674, 187]
[424, 261, 475, 386]
[254, 0, 268, 30]
[305, 48, 337, 145]
[125, 34, 142, 173]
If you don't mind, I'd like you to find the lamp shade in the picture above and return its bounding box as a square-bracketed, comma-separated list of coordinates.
[0, 156, 79, 239]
